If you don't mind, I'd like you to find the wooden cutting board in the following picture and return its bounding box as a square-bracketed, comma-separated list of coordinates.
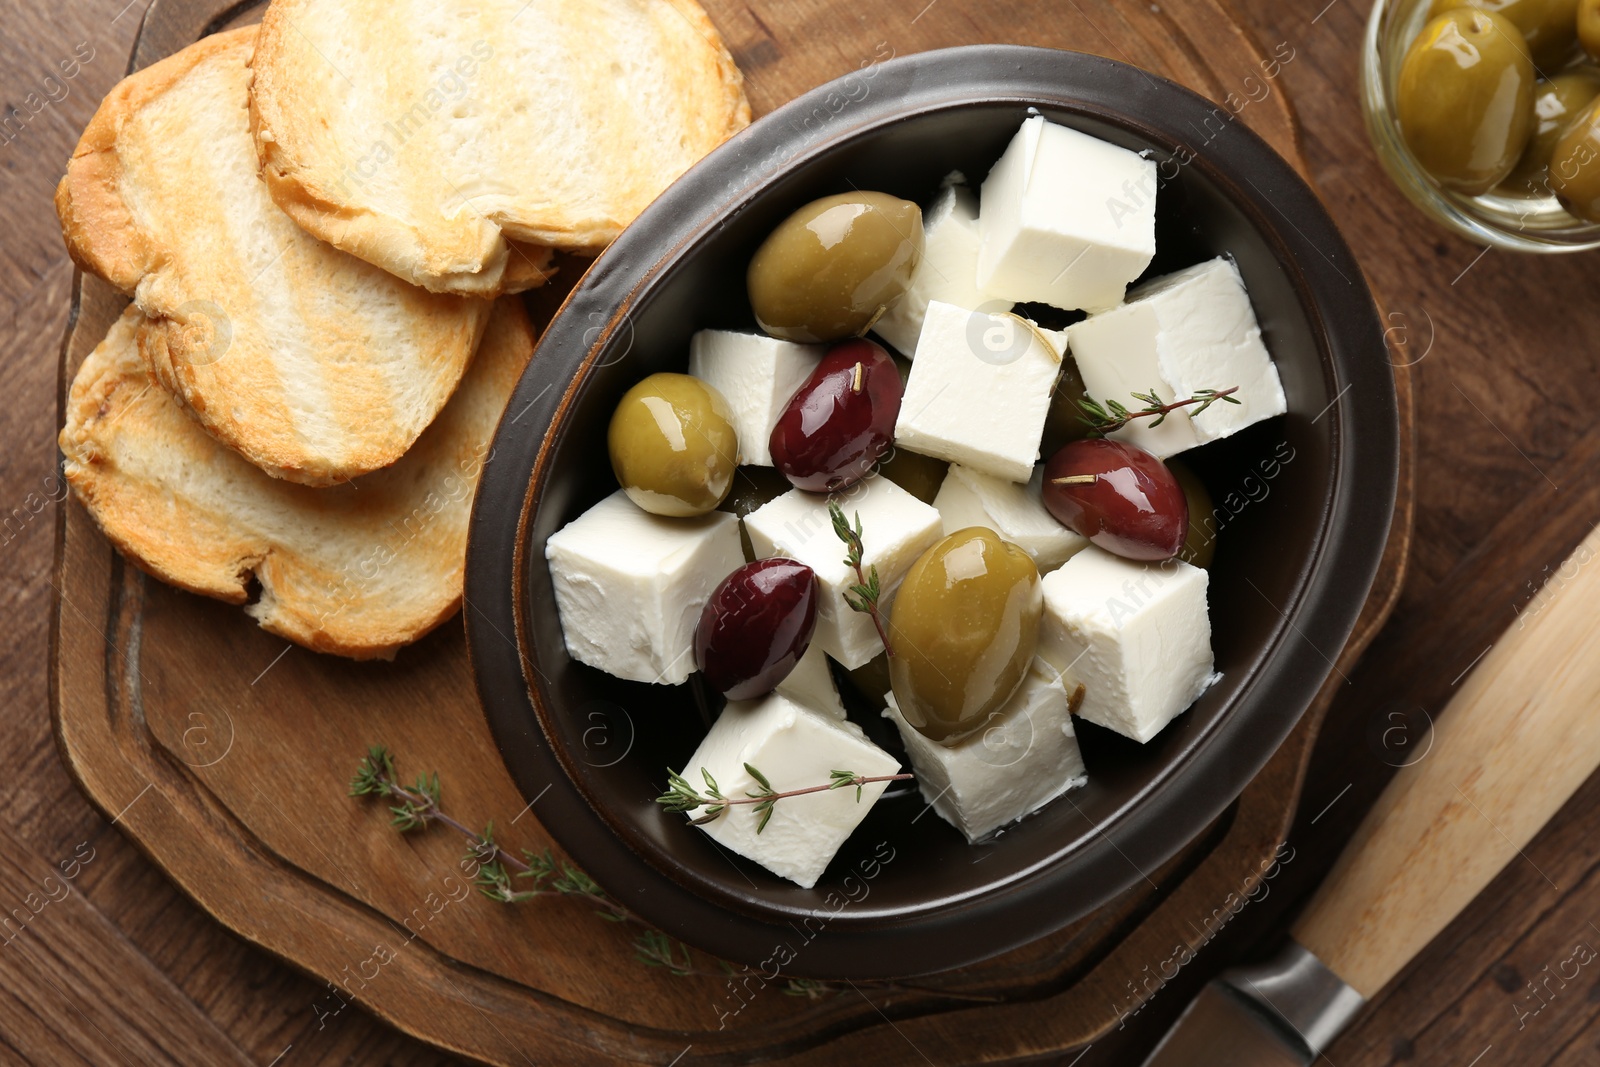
[49, 0, 1415, 1063]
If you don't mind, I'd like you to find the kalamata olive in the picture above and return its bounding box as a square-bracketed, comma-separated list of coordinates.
[694, 559, 819, 701]
[747, 192, 924, 343]
[1398, 9, 1535, 194]
[609, 373, 738, 517]
[1041, 439, 1189, 561]
[889, 528, 1043, 745]
[769, 339, 902, 493]
[1167, 458, 1217, 569]
[1551, 96, 1600, 220]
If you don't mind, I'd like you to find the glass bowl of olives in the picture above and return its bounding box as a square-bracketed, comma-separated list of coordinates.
[467, 45, 1398, 978]
[1363, 0, 1600, 250]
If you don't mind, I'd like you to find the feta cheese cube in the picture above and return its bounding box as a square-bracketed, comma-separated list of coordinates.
[743, 476, 941, 670]
[933, 464, 1088, 572]
[1066, 257, 1287, 459]
[545, 491, 742, 685]
[775, 641, 846, 721]
[976, 116, 1157, 313]
[688, 330, 823, 466]
[893, 300, 1065, 483]
[872, 186, 1012, 357]
[679, 691, 900, 888]
[1036, 547, 1214, 743]
[884, 667, 1087, 842]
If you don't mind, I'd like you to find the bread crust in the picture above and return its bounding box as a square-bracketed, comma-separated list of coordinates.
[57, 26, 492, 486]
[59, 299, 535, 660]
[248, 0, 750, 295]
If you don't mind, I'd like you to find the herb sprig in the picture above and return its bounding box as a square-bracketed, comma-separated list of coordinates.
[354, 745, 739, 979]
[829, 501, 894, 657]
[1077, 386, 1240, 436]
[656, 764, 914, 833]
[352, 746, 993, 1002]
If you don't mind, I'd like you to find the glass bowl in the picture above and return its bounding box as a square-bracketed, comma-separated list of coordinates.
[1362, 0, 1600, 251]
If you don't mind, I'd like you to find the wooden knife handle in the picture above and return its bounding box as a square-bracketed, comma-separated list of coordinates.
[1292, 526, 1600, 999]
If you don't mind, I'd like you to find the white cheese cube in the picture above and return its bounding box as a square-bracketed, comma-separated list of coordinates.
[545, 491, 742, 685]
[1066, 257, 1287, 459]
[884, 667, 1087, 842]
[893, 300, 1065, 483]
[775, 641, 846, 722]
[1036, 547, 1214, 743]
[679, 691, 900, 888]
[743, 476, 941, 670]
[976, 116, 1157, 313]
[688, 330, 823, 466]
[872, 186, 1012, 357]
[933, 464, 1088, 572]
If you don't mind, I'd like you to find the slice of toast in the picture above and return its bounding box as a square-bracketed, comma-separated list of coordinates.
[56, 26, 496, 487]
[59, 298, 534, 660]
[248, 0, 749, 295]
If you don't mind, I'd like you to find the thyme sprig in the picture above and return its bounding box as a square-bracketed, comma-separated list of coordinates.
[635, 929, 726, 977]
[352, 747, 990, 1003]
[656, 764, 914, 833]
[829, 501, 894, 657]
[1077, 386, 1240, 436]
[349, 746, 449, 834]
[351, 746, 639, 921]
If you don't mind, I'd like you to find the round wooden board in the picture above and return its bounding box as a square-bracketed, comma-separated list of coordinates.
[49, 1, 1415, 1063]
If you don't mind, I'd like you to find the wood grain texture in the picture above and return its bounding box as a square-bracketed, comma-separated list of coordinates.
[1081, 2, 1600, 1063]
[19, 0, 1598, 1062]
[1294, 526, 1600, 998]
[47, 3, 1410, 1064]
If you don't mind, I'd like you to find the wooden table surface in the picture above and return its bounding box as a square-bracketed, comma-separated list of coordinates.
[5, 0, 1597, 1063]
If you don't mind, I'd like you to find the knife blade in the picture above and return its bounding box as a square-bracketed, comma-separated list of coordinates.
[1142, 525, 1600, 1066]
[1141, 943, 1363, 1067]
[1141, 984, 1309, 1067]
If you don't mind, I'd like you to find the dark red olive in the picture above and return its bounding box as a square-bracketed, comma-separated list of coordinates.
[1041, 439, 1188, 561]
[769, 339, 902, 493]
[694, 559, 820, 700]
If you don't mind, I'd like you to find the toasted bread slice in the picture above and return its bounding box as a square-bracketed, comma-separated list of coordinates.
[59, 298, 534, 660]
[248, 0, 749, 295]
[56, 26, 494, 486]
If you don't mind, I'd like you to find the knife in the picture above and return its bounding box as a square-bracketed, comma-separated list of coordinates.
[1142, 525, 1600, 1066]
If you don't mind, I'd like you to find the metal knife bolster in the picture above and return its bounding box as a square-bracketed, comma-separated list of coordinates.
[1216, 941, 1365, 1057]
[1141, 942, 1366, 1066]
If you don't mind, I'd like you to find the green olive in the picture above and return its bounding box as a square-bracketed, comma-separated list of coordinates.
[1428, 0, 1580, 69]
[1040, 353, 1094, 457]
[846, 652, 893, 706]
[1582, 0, 1600, 59]
[718, 465, 792, 560]
[1550, 95, 1600, 219]
[608, 373, 738, 517]
[1399, 9, 1536, 194]
[878, 446, 949, 504]
[1503, 68, 1600, 192]
[889, 527, 1043, 745]
[1167, 459, 1217, 569]
[747, 192, 924, 343]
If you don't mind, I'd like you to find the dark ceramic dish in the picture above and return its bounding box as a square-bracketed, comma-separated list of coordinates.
[466, 45, 1397, 979]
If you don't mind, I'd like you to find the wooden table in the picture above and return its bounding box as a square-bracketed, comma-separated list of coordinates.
[5, 0, 1597, 1063]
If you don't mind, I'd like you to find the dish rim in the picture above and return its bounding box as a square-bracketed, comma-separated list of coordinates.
[465, 43, 1398, 978]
